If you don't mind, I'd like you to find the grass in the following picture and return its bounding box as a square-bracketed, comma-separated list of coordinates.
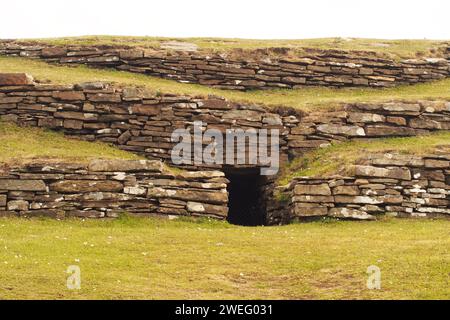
[19, 36, 450, 59]
[0, 122, 143, 165]
[278, 132, 450, 185]
[0, 216, 448, 299]
[1, 56, 450, 112]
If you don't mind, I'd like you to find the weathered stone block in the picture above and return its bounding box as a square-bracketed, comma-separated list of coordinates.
[354, 165, 411, 180]
[50, 180, 123, 192]
[328, 207, 375, 220]
[424, 159, 449, 169]
[334, 195, 383, 204]
[124, 186, 146, 195]
[382, 103, 421, 113]
[293, 203, 328, 217]
[41, 47, 67, 57]
[282, 76, 306, 84]
[289, 139, 331, 148]
[148, 188, 228, 205]
[7, 200, 29, 211]
[0, 194, 6, 206]
[0, 179, 46, 191]
[128, 104, 160, 115]
[316, 124, 365, 136]
[386, 116, 407, 126]
[52, 91, 85, 101]
[222, 109, 262, 122]
[365, 125, 417, 137]
[371, 154, 424, 167]
[0, 73, 34, 86]
[187, 201, 228, 217]
[332, 185, 359, 195]
[63, 119, 83, 129]
[177, 171, 225, 180]
[292, 195, 334, 203]
[348, 112, 385, 123]
[54, 111, 97, 121]
[88, 160, 163, 172]
[294, 183, 331, 195]
[88, 93, 121, 103]
[119, 50, 144, 60]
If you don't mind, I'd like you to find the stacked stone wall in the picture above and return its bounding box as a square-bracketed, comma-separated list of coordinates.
[1, 74, 448, 166]
[270, 153, 449, 223]
[0, 160, 228, 219]
[1, 73, 449, 223]
[1, 41, 449, 90]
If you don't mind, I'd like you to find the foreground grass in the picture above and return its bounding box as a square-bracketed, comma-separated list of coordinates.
[279, 132, 450, 185]
[20, 36, 448, 58]
[0, 122, 142, 165]
[2, 57, 450, 111]
[0, 216, 448, 299]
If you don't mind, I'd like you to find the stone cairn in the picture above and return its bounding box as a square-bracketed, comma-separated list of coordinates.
[1, 41, 449, 90]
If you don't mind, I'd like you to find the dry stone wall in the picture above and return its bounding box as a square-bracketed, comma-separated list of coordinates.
[0, 74, 449, 167]
[0, 160, 228, 219]
[287, 101, 450, 157]
[0, 73, 449, 223]
[270, 153, 450, 224]
[1, 41, 449, 90]
[0, 74, 290, 171]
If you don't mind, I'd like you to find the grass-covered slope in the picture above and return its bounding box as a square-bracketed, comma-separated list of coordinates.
[0, 122, 143, 165]
[0, 216, 448, 299]
[279, 132, 450, 185]
[18, 36, 449, 59]
[2, 56, 450, 111]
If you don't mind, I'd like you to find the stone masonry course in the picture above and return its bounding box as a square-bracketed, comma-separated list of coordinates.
[0, 73, 448, 169]
[0, 73, 449, 223]
[1, 41, 449, 90]
[269, 153, 449, 224]
[0, 159, 228, 219]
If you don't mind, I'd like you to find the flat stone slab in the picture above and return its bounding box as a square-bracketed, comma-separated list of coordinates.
[88, 159, 163, 172]
[0, 179, 46, 191]
[0, 73, 34, 86]
[160, 41, 198, 52]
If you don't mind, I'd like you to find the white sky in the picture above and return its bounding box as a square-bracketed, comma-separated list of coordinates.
[1, 0, 449, 40]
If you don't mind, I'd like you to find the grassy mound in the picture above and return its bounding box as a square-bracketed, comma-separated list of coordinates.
[1, 56, 450, 111]
[0, 122, 143, 165]
[278, 132, 450, 185]
[19, 36, 448, 58]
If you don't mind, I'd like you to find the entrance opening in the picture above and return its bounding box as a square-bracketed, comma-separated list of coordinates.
[225, 168, 266, 226]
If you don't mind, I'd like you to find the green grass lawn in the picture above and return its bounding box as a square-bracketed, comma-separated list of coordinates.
[0, 216, 448, 299]
[1, 56, 450, 111]
[0, 122, 143, 165]
[18, 36, 449, 59]
[1, 37, 449, 301]
[279, 132, 450, 185]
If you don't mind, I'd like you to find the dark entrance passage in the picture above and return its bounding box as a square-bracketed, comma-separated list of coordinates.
[225, 168, 266, 226]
